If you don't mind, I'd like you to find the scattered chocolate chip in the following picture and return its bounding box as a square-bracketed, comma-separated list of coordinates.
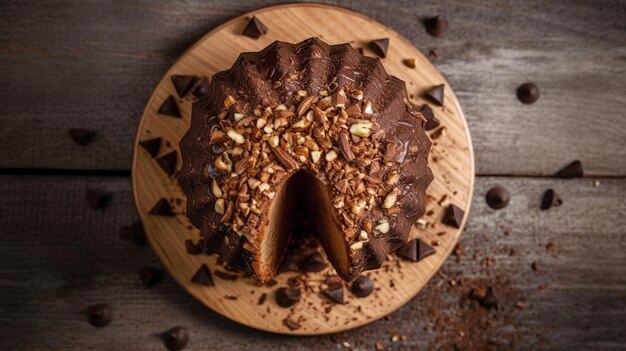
[162, 326, 189, 351]
[302, 252, 328, 272]
[421, 104, 440, 131]
[556, 160, 583, 178]
[485, 185, 510, 209]
[214, 270, 238, 281]
[257, 292, 267, 305]
[403, 58, 416, 69]
[283, 317, 301, 331]
[158, 96, 181, 118]
[442, 204, 464, 228]
[531, 261, 540, 271]
[480, 288, 498, 309]
[139, 266, 163, 288]
[517, 83, 540, 104]
[171, 75, 196, 98]
[323, 284, 345, 304]
[156, 150, 177, 176]
[88, 303, 112, 327]
[185, 239, 202, 255]
[190, 77, 210, 98]
[139, 137, 161, 158]
[426, 84, 445, 105]
[86, 189, 111, 209]
[351, 275, 374, 298]
[275, 287, 301, 308]
[369, 38, 389, 58]
[120, 221, 147, 247]
[191, 264, 214, 286]
[469, 287, 487, 301]
[69, 128, 95, 146]
[149, 198, 175, 216]
[546, 242, 557, 252]
[242, 16, 268, 39]
[395, 239, 436, 262]
[541, 189, 562, 210]
[425, 15, 449, 37]
[517, 83, 539, 104]
[277, 254, 298, 273]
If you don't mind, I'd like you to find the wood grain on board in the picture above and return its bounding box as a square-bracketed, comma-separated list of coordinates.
[0, 175, 623, 349]
[0, 0, 624, 176]
[132, 4, 473, 334]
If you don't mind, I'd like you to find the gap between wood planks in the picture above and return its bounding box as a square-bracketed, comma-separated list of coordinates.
[0, 168, 624, 179]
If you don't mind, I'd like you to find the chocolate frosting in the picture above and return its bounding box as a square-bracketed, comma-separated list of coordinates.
[179, 38, 433, 281]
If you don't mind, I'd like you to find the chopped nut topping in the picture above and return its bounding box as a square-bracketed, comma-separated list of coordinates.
[210, 129, 229, 143]
[214, 153, 232, 173]
[233, 112, 244, 121]
[359, 230, 369, 241]
[386, 170, 399, 185]
[227, 130, 245, 144]
[310, 151, 322, 164]
[215, 198, 225, 214]
[375, 220, 390, 233]
[325, 150, 338, 162]
[363, 99, 374, 114]
[224, 95, 235, 108]
[350, 241, 364, 251]
[339, 132, 355, 162]
[256, 118, 267, 129]
[247, 178, 261, 190]
[296, 95, 316, 117]
[349, 121, 373, 137]
[383, 188, 398, 209]
[211, 179, 223, 198]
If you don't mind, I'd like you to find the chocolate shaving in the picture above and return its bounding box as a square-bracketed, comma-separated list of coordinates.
[442, 204, 464, 228]
[149, 198, 175, 217]
[156, 150, 177, 176]
[556, 160, 583, 178]
[139, 137, 161, 158]
[191, 264, 214, 286]
[69, 128, 95, 146]
[541, 189, 562, 210]
[369, 38, 389, 58]
[257, 292, 267, 305]
[426, 84, 445, 105]
[283, 317, 301, 331]
[158, 96, 181, 118]
[214, 269, 238, 281]
[242, 16, 268, 39]
[170, 75, 196, 98]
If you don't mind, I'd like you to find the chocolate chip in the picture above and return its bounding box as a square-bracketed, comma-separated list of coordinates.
[139, 137, 161, 158]
[403, 58, 416, 69]
[485, 185, 510, 209]
[517, 82, 540, 104]
[139, 266, 163, 288]
[556, 160, 583, 178]
[189, 77, 208, 99]
[88, 303, 112, 327]
[191, 264, 214, 286]
[531, 261, 540, 271]
[214, 270, 238, 281]
[86, 189, 111, 209]
[120, 221, 147, 247]
[351, 275, 374, 298]
[426, 84, 445, 105]
[185, 239, 202, 255]
[442, 204, 464, 228]
[421, 104, 440, 131]
[149, 198, 174, 216]
[283, 317, 301, 331]
[170, 75, 196, 98]
[162, 326, 189, 351]
[277, 254, 298, 273]
[323, 284, 345, 304]
[242, 16, 268, 39]
[156, 150, 177, 176]
[158, 96, 181, 118]
[302, 252, 327, 272]
[541, 189, 562, 210]
[69, 128, 95, 146]
[424, 15, 449, 37]
[275, 287, 301, 308]
[369, 38, 389, 58]
[396, 239, 436, 262]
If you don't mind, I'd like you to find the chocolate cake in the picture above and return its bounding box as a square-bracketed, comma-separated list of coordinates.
[179, 38, 433, 282]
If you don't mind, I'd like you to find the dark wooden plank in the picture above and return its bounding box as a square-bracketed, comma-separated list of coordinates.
[0, 175, 624, 350]
[0, 0, 625, 175]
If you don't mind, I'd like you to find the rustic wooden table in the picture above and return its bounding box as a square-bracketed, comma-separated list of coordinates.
[1, 1, 624, 350]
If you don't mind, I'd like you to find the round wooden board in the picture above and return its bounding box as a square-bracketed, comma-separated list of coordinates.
[132, 3, 474, 335]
